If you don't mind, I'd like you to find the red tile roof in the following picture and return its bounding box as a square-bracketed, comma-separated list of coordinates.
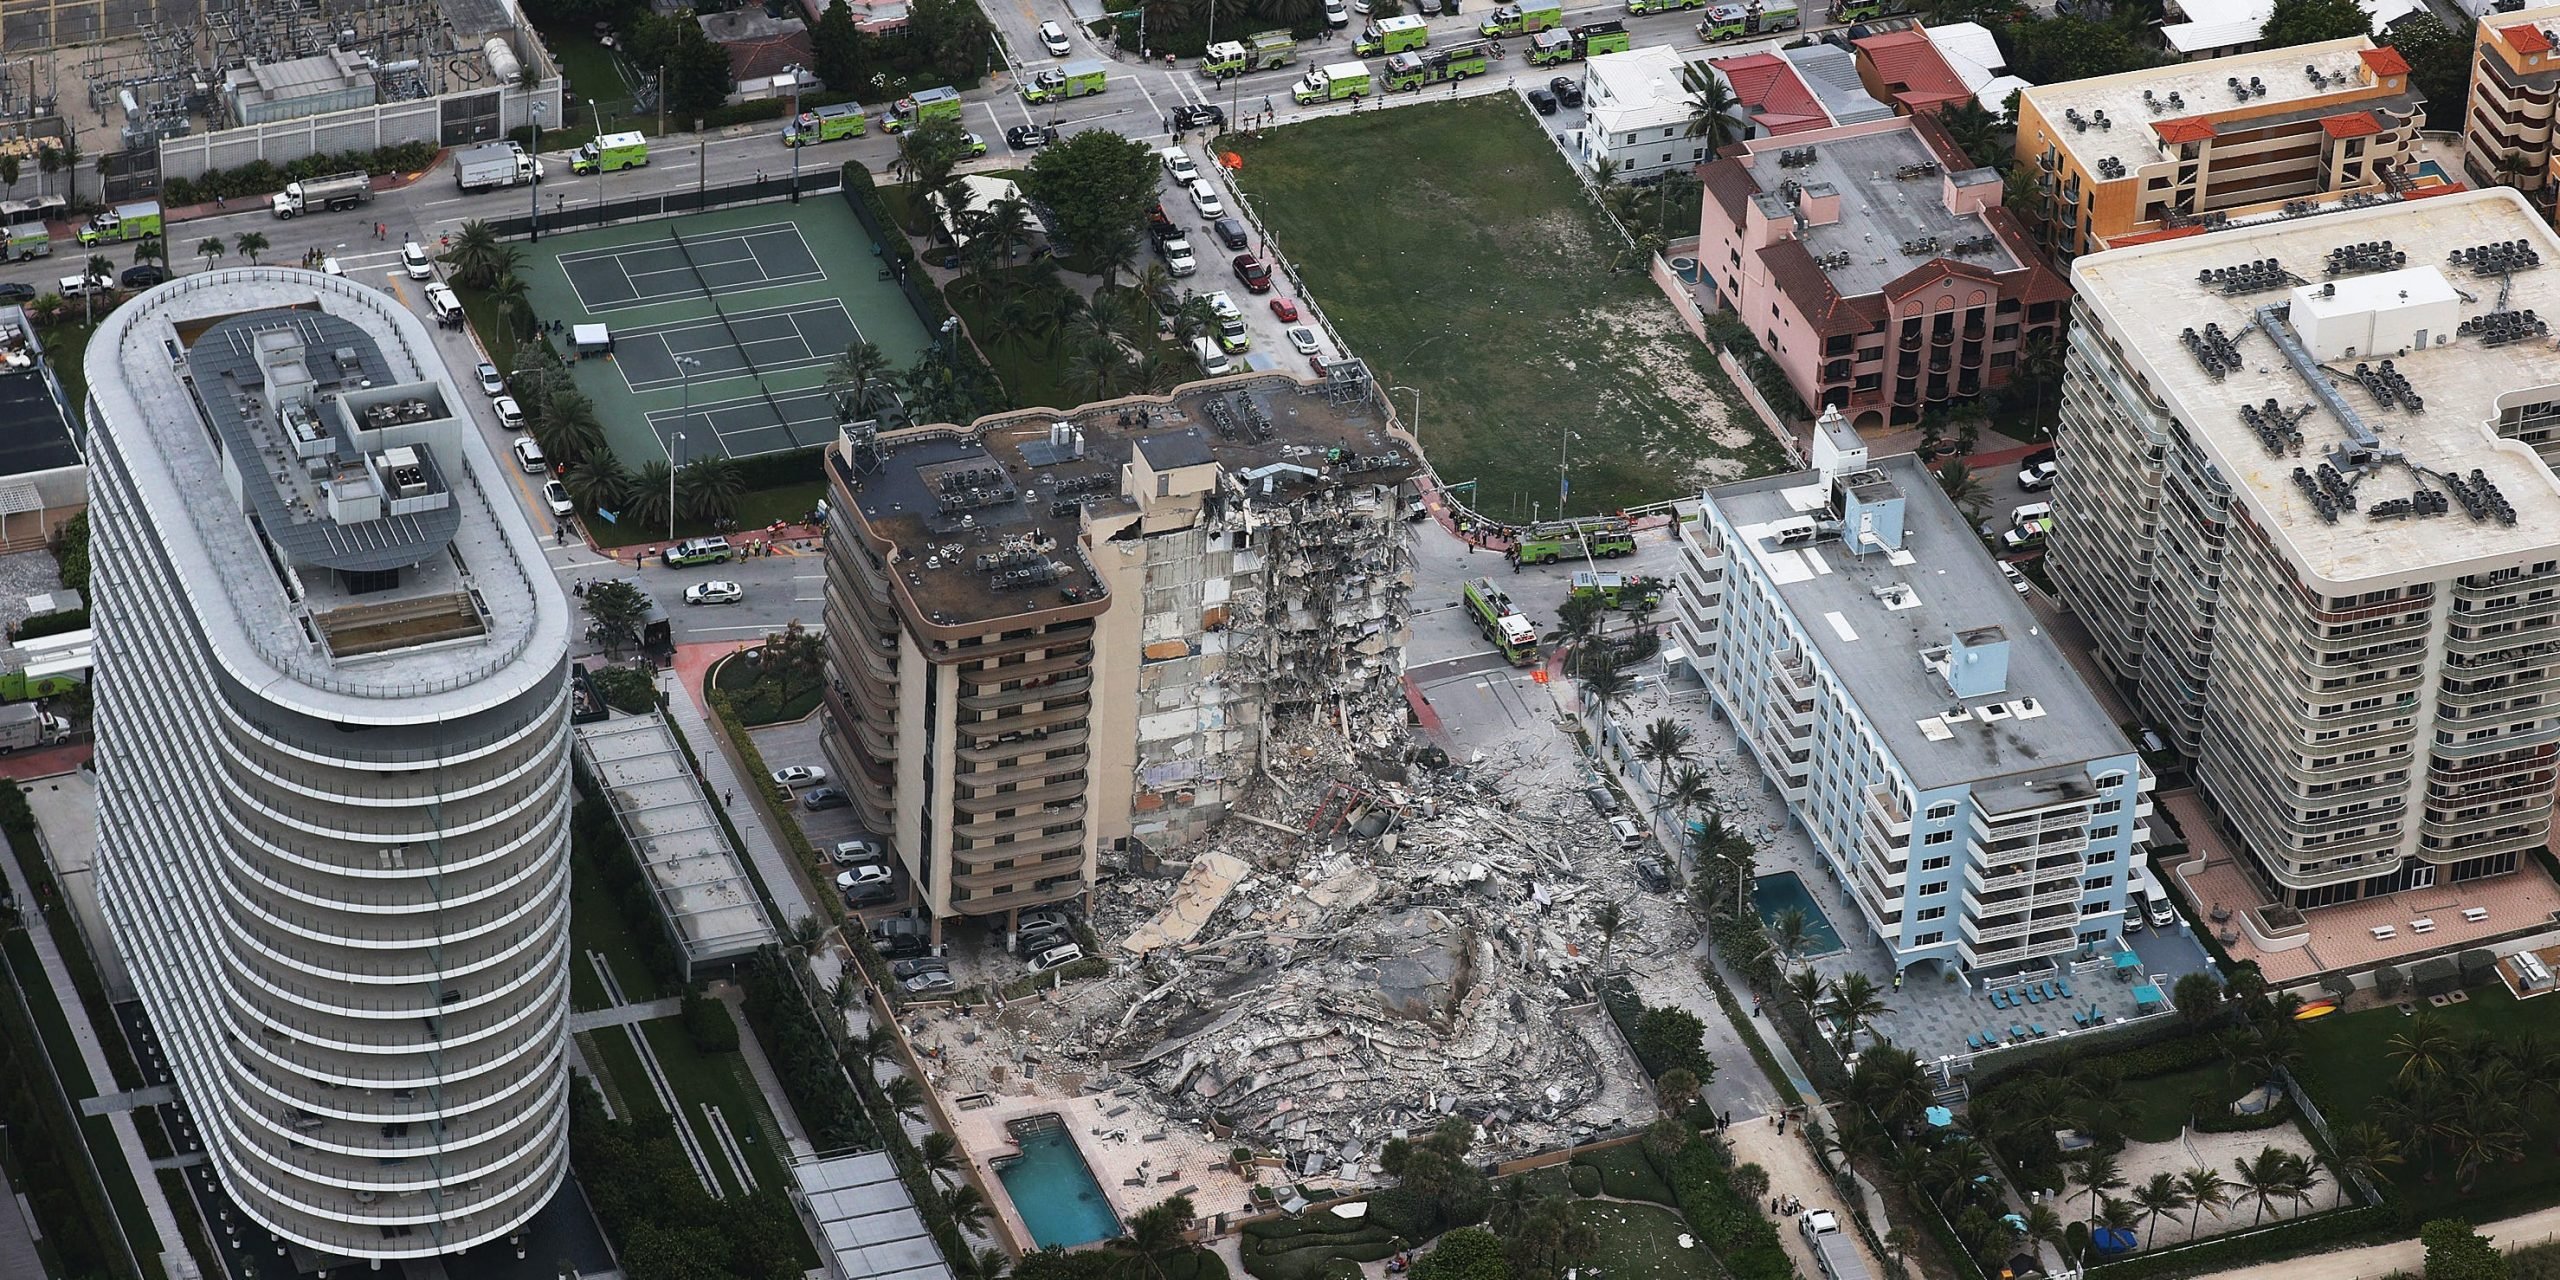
[2321, 111, 2383, 139]
[2501, 23, 2552, 55]
[1761, 239, 1886, 336]
[1713, 53, 1834, 136]
[1851, 29, 1971, 116]
[1701, 156, 1759, 229]
[2359, 46, 2410, 77]
[2153, 117, 2217, 144]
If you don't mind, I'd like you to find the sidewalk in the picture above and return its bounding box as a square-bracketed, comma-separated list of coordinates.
[713, 982, 816, 1161]
[566, 995, 683, 1033]
[0, 820, 188, 1278]
[661, 667, 818, 929]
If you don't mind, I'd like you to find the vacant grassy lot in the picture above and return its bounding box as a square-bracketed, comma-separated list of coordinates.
[1230, 95, 1783, 514]
[1576, 1200, 1721, 1280]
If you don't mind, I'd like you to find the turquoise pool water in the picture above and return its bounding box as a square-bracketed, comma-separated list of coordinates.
[1753, 871, 1846, 957]
[2416, 160, 2450, 184]
[994, 1117, 1121, 1249]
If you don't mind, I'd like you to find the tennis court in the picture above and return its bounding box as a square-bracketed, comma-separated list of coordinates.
[507, 200, 932, 464]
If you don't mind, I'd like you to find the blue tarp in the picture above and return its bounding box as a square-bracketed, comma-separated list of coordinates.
[2093, 1227, 2139, 1254]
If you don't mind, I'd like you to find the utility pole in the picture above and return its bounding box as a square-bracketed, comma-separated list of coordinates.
[656, 67, 666, 135]
[697, 119, 707, 206]
[528, 101, 545, 241]
[788, 72, 802, 203]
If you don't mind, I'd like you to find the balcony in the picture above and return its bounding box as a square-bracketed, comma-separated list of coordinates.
[959, 673, 1093, 714]
[956, 800, 1089, 840]
[953, 826, 1084, 866]
[960, 650, 1092, 687]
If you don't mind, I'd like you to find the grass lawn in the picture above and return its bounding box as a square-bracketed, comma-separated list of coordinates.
[569, 860, 673, 1009]
[1575, 1200, 1720, 1280]
[2118, 1062, 2245, 1143]
[2294, 987, 2558, 1218]
[639, 1018, 803, 1216]
[1575, 1143, 1676, 1205]
[941, 264, 1185, 413]
[35, 321, 95, 415]
[545, 34, 646, 137]
[709, 650, 823, 725]
[0, 930, 164, 1273]
[1230, 95, 1785, 515]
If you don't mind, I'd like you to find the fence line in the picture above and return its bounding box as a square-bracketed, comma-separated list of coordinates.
[482, 174, 839, 242]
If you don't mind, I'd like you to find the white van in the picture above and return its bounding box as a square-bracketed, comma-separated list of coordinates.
[401, 241, 435, 280]
[2010, 501, 2053, 529]
[1190, 335, 1232, 376]
[1040, 19, 1071, 56]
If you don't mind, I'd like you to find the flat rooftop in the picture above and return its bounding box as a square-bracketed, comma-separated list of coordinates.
[2072, 188, 2560, 586]
[1743, 126, 2017, 297]
[0, 309, 79, 477]
[88, 271, 568, 723]
[1708, 452, 2130, 791]
[840, 370, 1413, 631]
[2019, 36, 2393, 179]
[1781, 44, 1891, 126]
[574, 714, 772, 966]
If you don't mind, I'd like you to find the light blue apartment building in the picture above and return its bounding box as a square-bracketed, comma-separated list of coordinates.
[1669, 411, 2155, 978]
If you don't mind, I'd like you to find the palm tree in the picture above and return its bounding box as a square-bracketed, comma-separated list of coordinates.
[624, 459, 673, 532]
[195, 237, 225, 273]
[1548, 592, 1606, 654]
[2230, 1147, 2289, 1226]
[1767, 906, 1815, 970]
[845, 1024, 899, 1074]
[919, 1130, 962, 1185]
[131, 235, 165, 270]
[2130, 1173, 2189, 1249]
[1118, 1193, 1194, 1279]
[1656, 1066, 1701, 1118]
[1680, 62, 1740, 157]
[1131, 348, 1179, 392]
[1635, 716, 1695, 769]
[980, 197, 1034, 264]
[232, 230, 268, 265]
[1851, 1044, 1935, 1129]
[443, 220, 508, 288]
[2179, 1166, 2230, 1236]
[487, 272, 533, 347]
[1576, 651, 1635, 714]
[1657, 761, 1714, 830]
[2016, 330, 2066, 430]
[1781, 966, 1825, 1015]
[2444, 1092, 2525, 1192]
[828, 339, 896, 423]
[674, 456, 746, 525]
[942, 1181, 991, 1233]
[983, 294, 1041, 353]
[1590, 899, 1627, 970]
[1094, 228, 1142, 288]
[2079, 1152, 2127, 1219]
[534, 390, 608, 467]
[1937, 98, 2009, 169]
[2388, 1012, 2459, 1086]
[2328, 1121, 2399, 1202]
[963, 1248, 1010, 1280]
[1928, 1140, 1993, 1214]
[1823, 972, 1890, 1053]
[562, 455, 631, 514]
[885, 1073, 928, 1125]
[1936, 461, 1992, 525]
[1063, 338, 1126, 403]
[2378, 1075, 2452, 1182]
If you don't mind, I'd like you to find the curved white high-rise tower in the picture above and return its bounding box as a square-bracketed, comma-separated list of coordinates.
[85, 270, 574, 1260]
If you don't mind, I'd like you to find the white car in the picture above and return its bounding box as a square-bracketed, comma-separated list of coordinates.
[1161, 147, 1201, 185]
[476, 362, 505, 396]
[1286, 325, 1320, 356]
[2018, 458, 2059, 491]
[1027, 943, 1085, 973]
[2149, 895, 2177, 928]
[1186, 178, 1224, 218]
[542, 480, 574, 518]
[683, 579, 744, 606]
[1040, 19, 1071, 56]
[56, 273, 109, 297]
[772, 765, 829, 788]
[1324, 0, 1349, 24]
[835, 864, 893, 891]
[401, 241, 435, 280]
[1608, 814, 1645, 849]
[834, 837, 887, 866]
[425, 282, 462, 323]
[510, 436, 545, 473]
[493, 395, 524, 431]
[2000, 561, 2029, 595]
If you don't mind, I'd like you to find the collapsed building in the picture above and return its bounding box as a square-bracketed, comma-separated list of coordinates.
[819, 366, 1419, 938]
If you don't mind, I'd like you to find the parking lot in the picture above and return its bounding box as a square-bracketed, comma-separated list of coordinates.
[1153, 138, 1343, 377]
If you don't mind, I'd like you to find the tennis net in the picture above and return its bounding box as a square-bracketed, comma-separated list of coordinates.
[666, 225, 758, 373]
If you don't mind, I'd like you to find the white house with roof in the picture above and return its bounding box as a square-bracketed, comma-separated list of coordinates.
[1918, 21, 2034, 115]
[2157, 0, 2428, 60]
[1576, 45, 1714, 182]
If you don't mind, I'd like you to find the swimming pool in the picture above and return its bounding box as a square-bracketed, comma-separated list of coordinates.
[1753, 872, 1847, 957]
[993, 1115, 1122, 1249]
[2415, 159, 2451, 184]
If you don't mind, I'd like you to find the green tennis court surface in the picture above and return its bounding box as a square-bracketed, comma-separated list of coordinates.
[511, 200, 931, 464]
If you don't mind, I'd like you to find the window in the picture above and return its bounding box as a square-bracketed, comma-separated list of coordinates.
[1919, 880, 1949, 897]
[2086, 849, 2115, 865]
[2091, 824, 2120, 840]
[1917, 905, 1947, 922]
[1923, 830, 1953, 846]
[2083, 875, 2114, 891]
[2095, 772, 2127, 791]
[1920, 854, 1951, 871]
[1915, 930, 1946, 945]
[1925, 801, 1958, 820]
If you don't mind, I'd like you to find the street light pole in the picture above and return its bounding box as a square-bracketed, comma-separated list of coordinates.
[1390, 384, 1422, 446]
[672, 354, 700, 540]
[789, 73, 803, 203]
[588, 97, 604, 214]
[528, 101, 546, 242]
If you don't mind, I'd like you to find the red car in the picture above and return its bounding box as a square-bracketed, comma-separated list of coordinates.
[1233, 254, 1273, 294]
[1268, 297, 1299, 322]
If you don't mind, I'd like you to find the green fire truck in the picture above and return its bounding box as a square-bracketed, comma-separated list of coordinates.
[1200, 30, 1298, 77]
[1385, 41, 1492, 91]
[76, 200, 160, 246]
[1024, 60, 1109, 103]
[1, 197, 60, 261]
[1570, 570, 1665, 609]
[1462, 578, 1541, 666]
[1697, 0, 1799, 36]
[1525, 21, 1632, 67]
[1479, 0, 1563, 36]
[1354, 14, 1430, 56]
[884, 86, 965, 132]
[1827, 0, 1906, 21]
[1509, 516, 1638, 565]
[785, 102, 868, 146]
[1627, 0, 1704, 15]
[1292, 61, 1374, 104]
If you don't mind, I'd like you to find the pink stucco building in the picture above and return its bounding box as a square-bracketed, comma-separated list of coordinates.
[1695, 113, 2068, 431]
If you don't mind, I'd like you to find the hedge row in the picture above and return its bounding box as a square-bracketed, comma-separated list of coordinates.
[568, 1076, 810, 1280]
[13, 607, 87, 641]
[160, 141, 439, 205]
[737, 946, 875, 1151]
[838, 160, 1004, 405]
[570, 767, 684, 999]
[2085, 1205, 2398, 1280]
[1659, 1137, 1793, 1280]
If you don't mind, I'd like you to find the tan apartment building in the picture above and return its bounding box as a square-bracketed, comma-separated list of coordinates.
[2462, 5, 2560, 203]
[2015, 37, 2423, 260]
[2049, 188, 2560, 911]
[820, 371, 1416, 937]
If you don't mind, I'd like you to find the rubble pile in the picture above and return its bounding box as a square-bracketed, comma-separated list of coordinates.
[976, 735, 1682, 1180]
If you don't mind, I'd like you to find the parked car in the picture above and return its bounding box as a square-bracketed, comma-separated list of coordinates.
[2001, 517, 2054, 550]
[1016, 920, 1073, 949]
[1174, 104, 1226, 130]
[0, 283, 33, 304]
[870, 917, 930, 957]
[836, 864, 893, 892]
[2149, 895, 2177, 929]
[903, 970, 958, 995]
[833, 836, 887, 866]
[1584, 784, 1618, 815]
[891, 956, 949, 980]
[1269, 297, 1299, 322]
[542, 480, 574, 518]
[494, 395, 525, 431]
[1187, 178, 1224, 217]
[1608, 814, 1645, 849]
[772, 765, 828, 788]
[1633, 856, 1674, 893]
[425, 282, 462, 322]
[802, 787, 850, 811]
[683, 580, 744, 606]
[476, 361, 505, 396]
[1040, 18, 1071, 56]
[1027, 943, 1086, 973]
[2000, 561, 2029, 595]
[1287, 325, 1321, 356]
[1232, 254, 1272, 293]
[1324, 0, 1350, 24]
[2018, 458, 2059, 491]
[1007, 125, 1061, 150]
[1162, 147, 1202, 185]
[1019, 907, 1075, 933]
[1211, 215, 1250, 251]
[963, 132, 989, 157]
[120, 265, 166, 288]
[1527, 87, 1559, 115]
[511, 436, 546, 473]
[401, 241, 435, 279]
[1549, 77, 1583, 108]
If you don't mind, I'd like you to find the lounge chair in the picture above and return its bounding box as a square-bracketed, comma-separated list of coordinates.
[1991, 989, 2010, 1009]
[2057, 977, 2074, 999]
[2011, 1024, 2029, 1041]
[2024, 985, 2042, 1005]
[2031, 1023, 2047, 1038]
[1967, 1033, 1984, 1051]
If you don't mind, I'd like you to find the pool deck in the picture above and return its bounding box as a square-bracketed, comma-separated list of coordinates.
[945, 1087, 1260, 1248]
